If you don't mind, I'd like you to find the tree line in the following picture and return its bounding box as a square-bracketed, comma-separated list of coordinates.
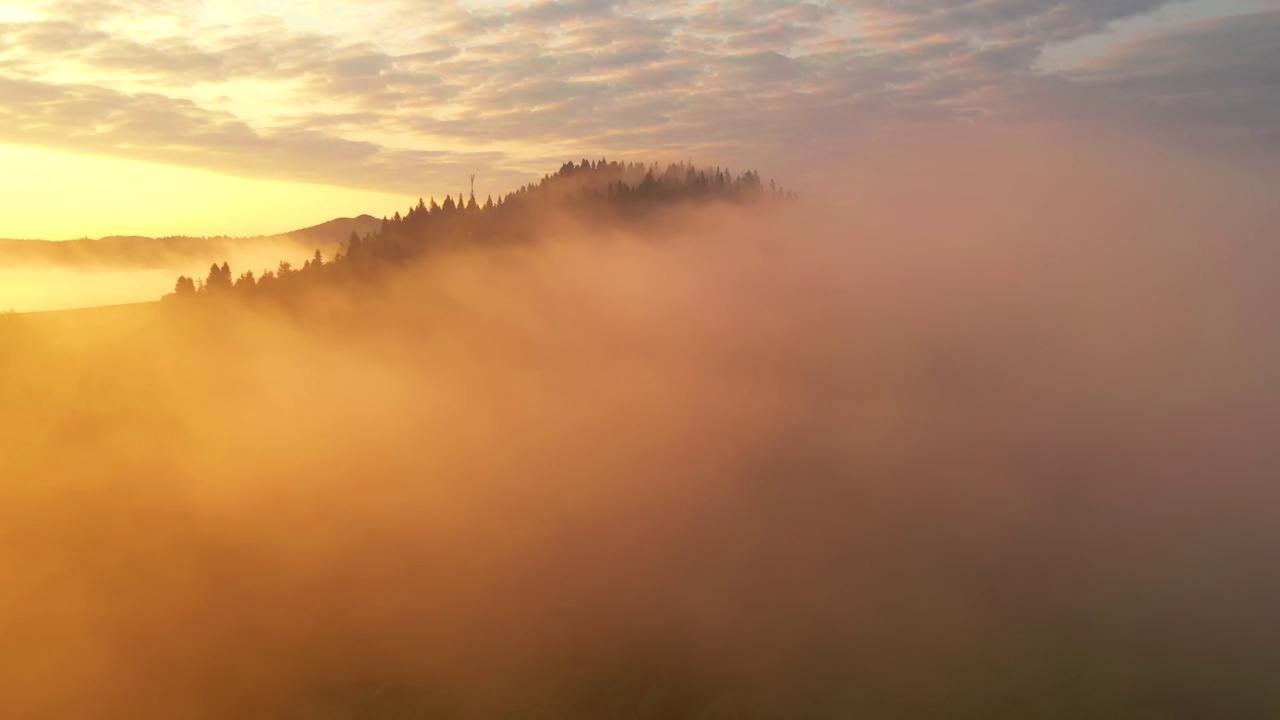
[170, 159, 793, 300]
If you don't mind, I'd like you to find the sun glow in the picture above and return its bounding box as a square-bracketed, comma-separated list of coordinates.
[0, 3, 39, 23]
[0, 144, 404, 240]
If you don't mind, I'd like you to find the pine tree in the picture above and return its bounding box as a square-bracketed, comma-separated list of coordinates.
[205, 263, 231, 291]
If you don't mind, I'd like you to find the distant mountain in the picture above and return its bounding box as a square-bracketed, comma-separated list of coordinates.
[0, 215, 381, 270]
[268, 215, 381, 248]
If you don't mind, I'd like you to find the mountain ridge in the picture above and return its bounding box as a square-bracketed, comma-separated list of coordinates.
[0, 215, 381, 269]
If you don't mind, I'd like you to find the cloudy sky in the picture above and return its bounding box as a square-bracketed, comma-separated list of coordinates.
[1, 0, 1276, 238]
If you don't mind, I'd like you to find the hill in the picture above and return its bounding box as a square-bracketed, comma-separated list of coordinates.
[168, 159, 792, 302]
[268, 214, 381, 248]
[0, 215, 381, 270]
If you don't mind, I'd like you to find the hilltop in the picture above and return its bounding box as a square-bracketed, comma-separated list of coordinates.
[171, 158, 791, 299]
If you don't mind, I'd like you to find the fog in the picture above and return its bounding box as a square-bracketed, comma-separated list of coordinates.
[0, 238, 341, 313]
[1, 127, 1277, 718]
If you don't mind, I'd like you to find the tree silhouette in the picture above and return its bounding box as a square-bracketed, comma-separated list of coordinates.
[205, 262, 232, 291]
[167, 158, 794, 303]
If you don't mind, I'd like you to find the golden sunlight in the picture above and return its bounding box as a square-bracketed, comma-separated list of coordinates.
[0, 145, 403, 240]
[0, 3, 38, 23]
[3, 0, 1279, 716]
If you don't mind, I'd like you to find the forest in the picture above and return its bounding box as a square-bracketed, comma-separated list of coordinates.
[170, 159, 794, 302]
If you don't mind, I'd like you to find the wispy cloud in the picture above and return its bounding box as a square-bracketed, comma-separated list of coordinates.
[0, 0, 1274, 192]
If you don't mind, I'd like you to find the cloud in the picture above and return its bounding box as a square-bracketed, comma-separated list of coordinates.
[0, 75, 511, 194]
[1065, 10, 1280, 144]
[0, 0, 1273, 193]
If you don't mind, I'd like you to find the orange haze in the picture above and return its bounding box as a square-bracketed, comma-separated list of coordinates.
[1, 126, 1277, 718]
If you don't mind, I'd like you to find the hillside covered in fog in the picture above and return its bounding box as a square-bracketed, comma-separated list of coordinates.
[2, 134, 1277, 719]
[0, 215, 384, 313]
[168, 159, 791, 301]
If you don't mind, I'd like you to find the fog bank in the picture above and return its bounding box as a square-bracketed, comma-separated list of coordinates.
[1, 127, 1277, 718]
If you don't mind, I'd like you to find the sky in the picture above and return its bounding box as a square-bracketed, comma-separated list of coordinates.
[0, 0, 1277, 238]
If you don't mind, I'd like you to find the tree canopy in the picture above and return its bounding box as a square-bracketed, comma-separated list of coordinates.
[167, 158, 794, 305]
